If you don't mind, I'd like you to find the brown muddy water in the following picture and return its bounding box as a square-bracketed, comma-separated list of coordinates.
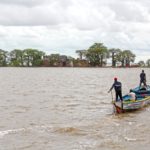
[0, 67, 150, 150]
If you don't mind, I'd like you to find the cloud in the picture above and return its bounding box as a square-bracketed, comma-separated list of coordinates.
[0, 0, 52, 7]
[0, 3, 68, 26]
[0, 0, 149, 62]
[108, 1, 150, 23]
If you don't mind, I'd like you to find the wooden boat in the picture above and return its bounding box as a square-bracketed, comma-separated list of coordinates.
[113, 86, 150, 113]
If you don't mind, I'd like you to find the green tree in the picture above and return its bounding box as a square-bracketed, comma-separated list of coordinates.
[23, 49, 45, 67]
[76, 50, 87, 60]
[86, 43, 108, 67]
[49, 54, 60, 66]
[146, 59, 150, 67]
[10, 49, 24, 66]
[0, 49, 8, 66]
[109, 48, 121, 67]
[23, 49, 33, 67]
[116, 50, 136, 67]
[116, 51, 125, 67]
[32, 50, 45, 66]
[138, 60, 145, 67]
[123, 50, 136, 67]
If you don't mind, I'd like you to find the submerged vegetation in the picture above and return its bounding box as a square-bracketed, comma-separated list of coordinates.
[0, 43, 149, 67]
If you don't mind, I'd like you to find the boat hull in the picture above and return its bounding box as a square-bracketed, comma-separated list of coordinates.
[113, 96, 150, 113]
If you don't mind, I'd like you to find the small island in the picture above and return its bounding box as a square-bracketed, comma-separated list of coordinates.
[0, 43, 149, 67]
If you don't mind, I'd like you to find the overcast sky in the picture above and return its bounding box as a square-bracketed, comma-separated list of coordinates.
[0, 0, 150, 62]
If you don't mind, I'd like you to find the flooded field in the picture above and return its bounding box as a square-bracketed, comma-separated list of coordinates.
[0, 67, 150, 150]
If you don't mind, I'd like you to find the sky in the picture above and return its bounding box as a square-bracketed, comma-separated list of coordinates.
[0, 0, 150, 62]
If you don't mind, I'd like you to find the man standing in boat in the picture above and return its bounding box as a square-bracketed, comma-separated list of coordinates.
[140, 70, 147, 87]
[108, 77, 123, 102]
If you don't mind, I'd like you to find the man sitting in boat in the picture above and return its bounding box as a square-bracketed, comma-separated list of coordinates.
[108, 77, 123, 102]
[128, 89, 136, 101]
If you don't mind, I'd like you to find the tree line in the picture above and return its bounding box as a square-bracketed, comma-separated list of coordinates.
[76, 43, 150, 67]
[0, 43, 149, 67]
[0, 49, 45, 67]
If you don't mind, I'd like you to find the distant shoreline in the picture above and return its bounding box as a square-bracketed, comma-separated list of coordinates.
[0, 66, 148, 68]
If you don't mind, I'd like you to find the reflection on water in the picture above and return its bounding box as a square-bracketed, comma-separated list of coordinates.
[0, 68, 150, 150]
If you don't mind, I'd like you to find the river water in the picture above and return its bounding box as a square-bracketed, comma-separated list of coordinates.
[0, 68, 150, 150]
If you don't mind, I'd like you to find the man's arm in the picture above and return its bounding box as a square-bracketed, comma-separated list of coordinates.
[108, 84, 114, 93]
